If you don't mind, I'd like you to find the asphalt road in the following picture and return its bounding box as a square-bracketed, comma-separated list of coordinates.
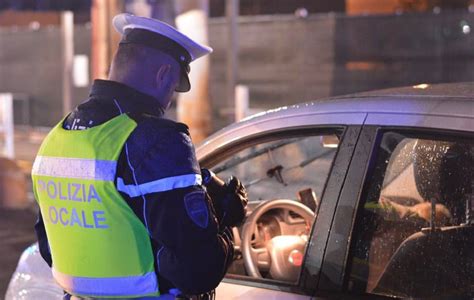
[0, 208, 37, 297]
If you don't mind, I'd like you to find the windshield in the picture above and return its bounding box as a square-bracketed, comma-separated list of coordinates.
[213, 135, 339, 203]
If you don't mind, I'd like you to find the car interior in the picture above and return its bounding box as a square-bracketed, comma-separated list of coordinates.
[210, 134, 339, 283]
[350, 134, 473, 298]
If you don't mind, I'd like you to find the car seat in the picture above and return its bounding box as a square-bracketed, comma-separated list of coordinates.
[372, 139, 473, 298]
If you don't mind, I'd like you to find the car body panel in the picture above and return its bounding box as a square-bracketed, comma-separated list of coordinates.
[365, 112, 474, 132]
[300, 126, 362, 296]
[215, 282, 311, 299]
[5, 244, 62, 300]
[318, 126, 379, 292]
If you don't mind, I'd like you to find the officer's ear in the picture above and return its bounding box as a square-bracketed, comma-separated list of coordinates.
[155, 64, 171, 89]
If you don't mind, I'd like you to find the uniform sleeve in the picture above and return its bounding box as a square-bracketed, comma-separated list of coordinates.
[34, 210, 52, 267]
[116, 118, 234, 295]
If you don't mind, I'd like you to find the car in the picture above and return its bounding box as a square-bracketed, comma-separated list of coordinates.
[6, 82, 474, 299]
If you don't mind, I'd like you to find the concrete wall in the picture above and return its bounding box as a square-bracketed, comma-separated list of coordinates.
[2, 11, 474, 128]
[209, 14, 336, 128]
[0, 25, 90, 126]
[331, 11, 474, 96]
[209, 11, 474, 128]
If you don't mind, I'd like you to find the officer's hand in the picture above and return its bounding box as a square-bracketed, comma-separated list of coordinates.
[219, 176, 248, 227]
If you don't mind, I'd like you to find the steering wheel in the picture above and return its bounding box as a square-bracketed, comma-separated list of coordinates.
[241, 199, 314, 279]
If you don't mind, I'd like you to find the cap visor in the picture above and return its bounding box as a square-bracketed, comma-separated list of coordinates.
[175, 71, 190, 92]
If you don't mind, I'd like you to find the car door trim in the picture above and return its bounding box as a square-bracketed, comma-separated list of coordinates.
[318, 126, 379, 292]
[300, 125, 364, 296]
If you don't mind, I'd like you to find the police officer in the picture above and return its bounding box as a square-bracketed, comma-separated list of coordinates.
[32, 13, 248, 299]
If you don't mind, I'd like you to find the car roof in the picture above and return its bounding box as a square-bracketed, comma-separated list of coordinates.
[197, 82, 474, 159]
[348, 82, 474, 99]
[243, 82, 474, 123]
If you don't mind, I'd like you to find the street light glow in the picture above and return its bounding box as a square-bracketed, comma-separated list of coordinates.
[413, 84, 429, 89]
[463, 25, 471, 34]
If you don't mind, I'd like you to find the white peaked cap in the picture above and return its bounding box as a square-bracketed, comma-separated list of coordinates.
[112, 13, 213, 62]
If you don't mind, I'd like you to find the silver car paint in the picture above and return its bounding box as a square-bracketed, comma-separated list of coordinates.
[199, 100, 473, 163]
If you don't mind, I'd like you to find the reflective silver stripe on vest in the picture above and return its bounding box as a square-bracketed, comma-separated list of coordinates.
[117, 174, 202, 197]
[32, 156, 117, 181]
[52, 268, 158, 297]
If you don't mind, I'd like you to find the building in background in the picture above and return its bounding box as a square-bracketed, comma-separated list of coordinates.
[2, 0, 474, 130]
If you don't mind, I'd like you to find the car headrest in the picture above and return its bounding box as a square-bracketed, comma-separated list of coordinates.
[413, 140, 472, 223]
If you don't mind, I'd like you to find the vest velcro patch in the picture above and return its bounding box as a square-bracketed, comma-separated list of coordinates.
[184, 190, 209, 229]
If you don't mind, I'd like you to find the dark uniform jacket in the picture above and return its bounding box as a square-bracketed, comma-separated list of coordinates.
[35, 79, 234, 295]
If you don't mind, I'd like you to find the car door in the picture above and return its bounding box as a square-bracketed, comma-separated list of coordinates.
[198, 122, 363, 299]
[316, 110, 474, 299]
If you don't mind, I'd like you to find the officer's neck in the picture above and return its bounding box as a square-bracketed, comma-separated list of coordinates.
[109, 73, 150, 96]
[108, 73, 165, 111]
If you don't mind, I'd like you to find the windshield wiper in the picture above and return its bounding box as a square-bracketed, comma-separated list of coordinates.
[244, 149, 334, 188]
[266, 165, 286, 185]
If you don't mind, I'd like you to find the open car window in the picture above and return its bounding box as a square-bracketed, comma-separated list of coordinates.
[347, 131, 474, 299]
[213, 135, 337, 205]
[211, 133, 339, 284]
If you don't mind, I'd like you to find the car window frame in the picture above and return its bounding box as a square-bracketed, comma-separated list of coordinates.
[316, 124, 474, 298]
[200, 126, 343, 167]
[199, 125, 363, 296]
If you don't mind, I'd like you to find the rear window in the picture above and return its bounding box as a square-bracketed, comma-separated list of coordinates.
[347, 131, 473, 298]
